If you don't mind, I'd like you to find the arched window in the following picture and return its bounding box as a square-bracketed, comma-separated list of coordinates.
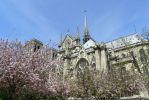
[37, 45, 40, 49]
[76, 58, 89, 77]
[91, 63, 96, 71]
[91, 56, 96, 71]
[139, 49, 147, 63]
[76, 58, 94, 95]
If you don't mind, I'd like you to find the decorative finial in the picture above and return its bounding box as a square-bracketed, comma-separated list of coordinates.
[59, 33, 62, 45]
[75, 27, 80, 40]
[66, 29, 70, 35]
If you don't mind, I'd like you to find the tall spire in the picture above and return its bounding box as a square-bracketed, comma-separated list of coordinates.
[84, 16, 89, 36]
[83, 16, 90, 43]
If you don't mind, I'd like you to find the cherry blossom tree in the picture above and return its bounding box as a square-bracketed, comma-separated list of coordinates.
[0, 39, 147, 99]
[0, 39, 68, 100]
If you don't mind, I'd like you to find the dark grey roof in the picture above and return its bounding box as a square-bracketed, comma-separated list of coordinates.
[105, 34, 145, 49]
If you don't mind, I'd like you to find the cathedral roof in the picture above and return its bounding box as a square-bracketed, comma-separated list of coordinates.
[105, 33, 145, 49]
[83, 39, 96, 49]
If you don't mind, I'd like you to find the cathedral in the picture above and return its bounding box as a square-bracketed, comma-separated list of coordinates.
[57, 16, 149, 79]
[25, 16, 149, 80]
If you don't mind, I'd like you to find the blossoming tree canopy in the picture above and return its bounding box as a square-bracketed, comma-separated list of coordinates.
[0, 39, 68, 99]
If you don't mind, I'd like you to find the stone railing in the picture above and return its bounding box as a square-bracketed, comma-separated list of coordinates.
[68, 96, 149, 100]
[68, 97, 120, 100]
[120, 95, 149, 100]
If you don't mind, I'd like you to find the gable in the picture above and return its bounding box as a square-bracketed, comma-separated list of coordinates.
[61, 34, 73, 48]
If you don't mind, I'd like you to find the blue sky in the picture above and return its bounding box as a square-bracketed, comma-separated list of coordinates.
[0, 0, 149, 46]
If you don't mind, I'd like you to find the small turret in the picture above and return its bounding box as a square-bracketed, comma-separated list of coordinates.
[73, 27, 80, 45]
[74, 27, 80, 40]
[25, 39, 43, 52]
[58, 33, 63, 48]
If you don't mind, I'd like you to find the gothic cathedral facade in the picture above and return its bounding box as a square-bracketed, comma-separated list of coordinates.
[57, 16, 149, 79]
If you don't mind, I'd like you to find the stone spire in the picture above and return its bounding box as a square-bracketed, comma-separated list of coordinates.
[83, 16, 90, 43]
[59, 33, 62, 47]
[74, 27, 80, 40]
[74, 27, 80, 45]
